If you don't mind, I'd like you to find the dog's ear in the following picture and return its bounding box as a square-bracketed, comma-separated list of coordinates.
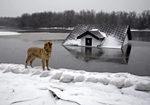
[44, 42, 49, 49]
[48, 42, 53, 46]
[44, 43, 47, 47]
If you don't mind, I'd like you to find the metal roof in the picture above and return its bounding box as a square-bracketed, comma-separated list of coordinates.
[62, 24, 132, 48]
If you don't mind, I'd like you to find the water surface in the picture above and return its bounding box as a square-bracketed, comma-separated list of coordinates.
[0, 38, 150, 76]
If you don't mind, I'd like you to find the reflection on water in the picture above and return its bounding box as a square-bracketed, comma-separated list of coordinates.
[132, 31, 150, 42]
[63, 44, 131, 64]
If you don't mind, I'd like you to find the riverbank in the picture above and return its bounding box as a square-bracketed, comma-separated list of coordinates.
[0, 63, 150, 105]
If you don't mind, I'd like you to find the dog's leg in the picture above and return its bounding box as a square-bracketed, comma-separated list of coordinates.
[25, 56, 30, 68]
[25, 55, 33, 68]
[46, 60, 50, 70]
[25, 60, 28, 68]
[30, 57, 35, 68]
[42, 59, 45, 70]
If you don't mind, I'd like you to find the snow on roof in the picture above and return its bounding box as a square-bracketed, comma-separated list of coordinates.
[90, 29, 99, 31]
[90, 29, 107, 38]
[100, 31, 107, 38]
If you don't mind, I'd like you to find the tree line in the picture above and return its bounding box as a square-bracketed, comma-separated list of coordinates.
[0, 10, 150, 29]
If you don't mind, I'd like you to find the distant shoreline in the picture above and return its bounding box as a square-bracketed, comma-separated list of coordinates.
[1, 26, 150, 33]
[131, 29, 150, 32]
[0, 27, 73, 33]
[1, 27, 150, 41]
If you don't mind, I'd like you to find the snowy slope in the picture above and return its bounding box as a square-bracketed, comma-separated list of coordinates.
[0, 63, 150, 105]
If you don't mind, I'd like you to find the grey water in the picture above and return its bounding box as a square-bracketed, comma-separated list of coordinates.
[0, 31, 150, 76]
[132, 31, 150, 42]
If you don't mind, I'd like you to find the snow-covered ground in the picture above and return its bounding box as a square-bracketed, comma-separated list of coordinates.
[0, 63, 150, 105]
[0, 32, 20, 36]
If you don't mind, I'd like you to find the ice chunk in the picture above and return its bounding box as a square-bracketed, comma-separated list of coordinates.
[21, 69, 30, 74]
[40, 71, 50, 77]
[98, 76, 110, 85]
[3, 65, 12, 73]
[123, 79, 134, 88]
[0, 65, 5, 70]
[85, 77, 98, 83]
[50, 72, 63, 80]
[109, 77, 125, 88]
[11, 67, 20, 74]
[31, 70, 42, 76]
[73, 75, 85, 82]
[135, 80, 150, 91]
[60, 73, 74, 83]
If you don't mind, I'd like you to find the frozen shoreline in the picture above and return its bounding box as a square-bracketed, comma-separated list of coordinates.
[131, 29, 150, 32]
[0, 32, 69, 41]
[0, 32, 20, 36]
[0, 63, 150, 105]
[1, 30, 150, 42]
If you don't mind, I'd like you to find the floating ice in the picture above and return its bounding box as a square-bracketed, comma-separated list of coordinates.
[0, 32, 20, 36]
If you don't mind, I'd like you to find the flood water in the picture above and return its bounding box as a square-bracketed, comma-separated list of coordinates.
[0, 31, 150, 76]
[132, 31, 150, 42]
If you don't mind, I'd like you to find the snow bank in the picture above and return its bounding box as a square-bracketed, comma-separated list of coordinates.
[0, 32, 20, 36]
[135, 80, 150, 91]
[1, 63, 150, 91]
[0, 63, 150, 105]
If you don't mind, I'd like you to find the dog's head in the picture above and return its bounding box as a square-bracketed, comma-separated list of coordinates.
[44, 42, 52, 52]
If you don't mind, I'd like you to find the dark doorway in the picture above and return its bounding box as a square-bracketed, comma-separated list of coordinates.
[85, 38, 92, 46]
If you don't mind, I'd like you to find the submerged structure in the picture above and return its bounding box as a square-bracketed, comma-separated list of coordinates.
[62, 24, 132, 49]
[63, 44, 131, 64]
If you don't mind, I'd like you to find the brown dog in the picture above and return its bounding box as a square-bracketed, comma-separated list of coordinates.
[25, 42, 52, 70]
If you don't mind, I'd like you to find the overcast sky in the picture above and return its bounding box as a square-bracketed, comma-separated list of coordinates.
[0, 0, 150, 17]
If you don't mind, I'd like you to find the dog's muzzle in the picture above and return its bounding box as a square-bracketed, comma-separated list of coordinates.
[46, 49, 51, 53]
